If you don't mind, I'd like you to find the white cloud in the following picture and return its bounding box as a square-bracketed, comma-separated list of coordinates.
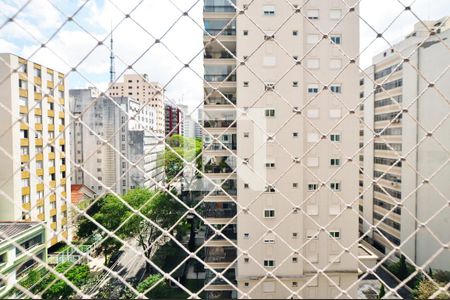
[0, 0, 449, 111]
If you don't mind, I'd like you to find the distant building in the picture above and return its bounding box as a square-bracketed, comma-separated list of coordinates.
[165, 103, 183, 136]
[0, 54, 71, 246]
[0, 222, 46, 298]
[71, 184, 95, 208]
[179, 104, 196, 139]
[359, 18, 450, 270]
[109, 74, 165, 134]
[195, 108, 203, 139]
[70, 88, 164, 195]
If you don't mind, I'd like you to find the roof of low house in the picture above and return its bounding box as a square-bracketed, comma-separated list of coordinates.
[0, 222, 41, 242]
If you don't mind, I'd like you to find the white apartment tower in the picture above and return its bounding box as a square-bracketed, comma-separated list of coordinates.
[109, 74, 165, 134]
[0, 54, 71, 246]
[70, 88, 164, 195]
[203, 1, 360, 298]
[359, 18, 450, 270]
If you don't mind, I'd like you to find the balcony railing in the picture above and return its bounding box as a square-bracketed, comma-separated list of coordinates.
[205, 226, 237, 241]
[204, 143, 237, 151]
[204, 5, 236, 12]
[204, 97, 236, 105]
[205, 247, 237, 263]
[204, 51, 236, 59]
[204, 74, 236, 82]
[205, 269, 237, 285]
[204, 164, 234, 174]
[204, 28, 236, 36]
[204, 206, 237, 218]
[204, 120, 236, 128]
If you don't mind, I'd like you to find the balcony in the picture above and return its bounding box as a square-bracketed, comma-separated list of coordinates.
[204, 51, 236, 59]
[204, 5, 236, 13]
[204, 120, 235, 128]
[205, 291, 235, 299]
[204, 202, 237, 219]
[205, 269, 236, 286]
[204, 74, 236, 82]
[204, 28, 236, 36]
[205, 247, 237, 263]
[205, 226, 237, 241]
[204, 142, 236, 151]
[204, 97, 236, 106]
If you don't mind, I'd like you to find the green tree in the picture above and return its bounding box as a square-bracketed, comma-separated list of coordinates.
[121, 188, 187, 274]
[164, 134, 202, 183]
[137, 274, 170, 298]
[398, 255, 409, 281]
[412, 279, 449, 299]
[41, 262, 91, 299]
[378, 283, 386, 299]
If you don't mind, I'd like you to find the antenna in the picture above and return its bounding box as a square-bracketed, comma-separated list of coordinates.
[109, 24, 116, 83]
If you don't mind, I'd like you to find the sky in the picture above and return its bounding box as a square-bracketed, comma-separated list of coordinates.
[0, 0, 449, 117]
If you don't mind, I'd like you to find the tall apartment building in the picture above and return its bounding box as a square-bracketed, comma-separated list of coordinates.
[0, 54, 71, 246]
[70, 88, 164, 195]
[109, 74, 165, 134]
[179, 104, 197, 139]
[359, 18, 450, 270]
[203, 1, 360, 298]
[165, 102, 183, 136]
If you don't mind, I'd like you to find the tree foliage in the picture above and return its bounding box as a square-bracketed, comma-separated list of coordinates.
[164, 135, 202, 182]
[412, 279, 449, 299]
[137, 274, 171, 299]
[76, 188, 187, 271]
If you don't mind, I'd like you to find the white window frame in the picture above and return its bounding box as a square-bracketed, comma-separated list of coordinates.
[330, 182, 341, 191]
[306, 9, 319, 20]
[263, 260, 275, 268]
[263, 5, 276, 16]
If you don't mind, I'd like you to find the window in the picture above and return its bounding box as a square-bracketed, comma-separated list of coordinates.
[329, 109, 342, 118]
[307, 34, 320, 44]
[293, 183, 298, 188]
[307, 9, 319, 20]
[292, 81, 298, 87]
[307, 133, 319, 143]
[244, 233, 250, 239]
[292, 282, 298, 287]
[265, 109, 275, 117]
[264, 209, 275, 218]
[19, 97, 28, 106]
[263, 260, 275, 267]
[243, 30, 248, 36]
[307, 157, 319, 167]
[19, 79, 27, 89]
[243, 81, 249, 87]
[330, 59, 342, 69]
[263, 56, 276, 66]
[263, 5, 275, 16]
[329, 9, 342, 20]
[306, 59, 320, 69]
[330, 158, 341, 166]
[293, 132, 299, 137]
[307, 84, 319, 94]
[292, 232, 298, 238]
[329, 231, 341, 239]
[308, 183, 318, 191]
[21, 178, 29, 187]
[293, 30, 298, 36]
[330, 35, 342, 45]
[330, 182, 341, 191]
[292, 257, 298, 263]
[307, 109, 319, 119]
[330, 84, 342, 93]
[20, 146, 29, 155]
[265, 186, 276, 193]
[264, 238, 275, 244]
[330, 134, 341, 142]
[21, 195, 30, 204]
[306, 229, 319, 239]
[244, 183, 249, 189]
[265, 162, 275, 168]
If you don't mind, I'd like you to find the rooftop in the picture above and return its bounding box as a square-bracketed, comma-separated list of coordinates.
[0, 222, 41, 243]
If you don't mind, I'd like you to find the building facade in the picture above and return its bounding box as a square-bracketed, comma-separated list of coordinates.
[165, 103, 183, 136]
[0, 222, 46, 298]
[70, 88, 164, 195]
[359, 18, 450, 270]
[203, 0, 360, 298]
[0, 54, 71, 246]
[109, 74, 165, 134]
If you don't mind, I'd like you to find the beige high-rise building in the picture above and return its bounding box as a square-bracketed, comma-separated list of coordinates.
[359, 18, 450, 270]
[0, 54, 71, 246]
[203, 1, 360, 298]
[109, 74, 165, 134]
